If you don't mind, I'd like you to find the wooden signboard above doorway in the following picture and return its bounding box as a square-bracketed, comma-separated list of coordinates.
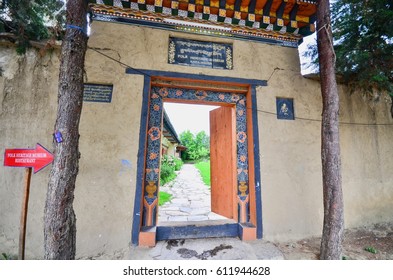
[168, 37, 233, 70]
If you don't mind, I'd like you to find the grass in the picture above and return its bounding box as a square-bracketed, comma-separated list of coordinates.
[159, 191, 172, 206]
[364, 246, 378, 254]
[160, 172, 177, 186]
[195, 160, 211, 187]
[1, 253, 11, 260]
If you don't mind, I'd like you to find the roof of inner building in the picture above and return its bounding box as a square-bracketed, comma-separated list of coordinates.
[88, 0, 317, 47]
[163, 110, 181, 144]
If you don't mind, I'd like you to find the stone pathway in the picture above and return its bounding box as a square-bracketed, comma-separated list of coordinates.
[158, 163, 227, 224]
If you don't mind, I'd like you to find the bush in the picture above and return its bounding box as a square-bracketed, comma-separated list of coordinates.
[160, 155, 183, 185]
[160, 163, 175, 185]
[174, 157, 183, 171]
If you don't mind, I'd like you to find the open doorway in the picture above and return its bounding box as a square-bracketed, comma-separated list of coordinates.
[158, 103, 230, 225]
[138, 82, 258, 245]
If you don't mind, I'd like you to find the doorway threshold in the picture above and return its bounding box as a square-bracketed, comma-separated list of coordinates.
[156, 219, 239, 241]
[158, 218, 236, 227]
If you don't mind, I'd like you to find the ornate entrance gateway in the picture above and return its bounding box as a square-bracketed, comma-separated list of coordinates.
[87, 0, 318, 247]
[145, 86, 249, 227]
[128, 70, 266, 246]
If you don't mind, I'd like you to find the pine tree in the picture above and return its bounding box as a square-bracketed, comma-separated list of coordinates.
[317, 0, 344, 260]
[314, 0, 392, 259]
[2, 0, 88, 259]
[2, 0, 87, 260]
[0, 0, 65, 53]
[44, 0, 89, 259]
[305, 1, 393, 114]
[332, 0, 393, 101]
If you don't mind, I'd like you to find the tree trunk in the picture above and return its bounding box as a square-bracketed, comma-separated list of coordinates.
[44, 0, 88, 260]
[316, 0, 344, 260]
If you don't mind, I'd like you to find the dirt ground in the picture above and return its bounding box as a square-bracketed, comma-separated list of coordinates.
[3, 223, 392, 260]
[275, 222, 393, 260]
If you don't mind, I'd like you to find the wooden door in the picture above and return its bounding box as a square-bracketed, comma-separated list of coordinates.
[209, 106, 237, 220]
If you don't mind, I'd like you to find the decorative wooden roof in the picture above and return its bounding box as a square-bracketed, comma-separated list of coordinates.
[88, 0, 316, 47]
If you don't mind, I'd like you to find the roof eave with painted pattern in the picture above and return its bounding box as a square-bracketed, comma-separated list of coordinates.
[88, 0, 316, 47]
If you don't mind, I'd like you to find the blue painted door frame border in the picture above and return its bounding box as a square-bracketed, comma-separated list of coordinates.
[126, 68, 266, 245]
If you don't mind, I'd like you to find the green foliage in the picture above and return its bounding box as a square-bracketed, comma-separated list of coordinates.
[160, 163, 176, 186]
[158, 191, 172, 206]
[1, 252, 10, 260]
[174, 157, 183, 171]
[331, 0, 393, 100]
[179, 130, 194, 161]
[195, 160, 211, 187]
[161, 154, 175, 167]
[179, 130, 210, 161]
[364, 246, 378, 254]
[160, 155, 182, 185]
[305, 0, 393, 106]
[0, 0, 66, 53]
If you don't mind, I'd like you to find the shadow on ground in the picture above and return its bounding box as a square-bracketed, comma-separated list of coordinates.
[127, 222, 393, 260]
[129, 237, 284, 260]
[78, 223, 393, 260]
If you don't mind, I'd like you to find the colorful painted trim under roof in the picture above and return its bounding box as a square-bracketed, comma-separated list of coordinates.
[88, 0, 316, 47]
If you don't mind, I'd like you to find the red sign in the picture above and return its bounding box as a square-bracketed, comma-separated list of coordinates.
[4, 144, 54, 173]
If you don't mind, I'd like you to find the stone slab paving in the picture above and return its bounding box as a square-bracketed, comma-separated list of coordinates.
[158, 163, 227, 224]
